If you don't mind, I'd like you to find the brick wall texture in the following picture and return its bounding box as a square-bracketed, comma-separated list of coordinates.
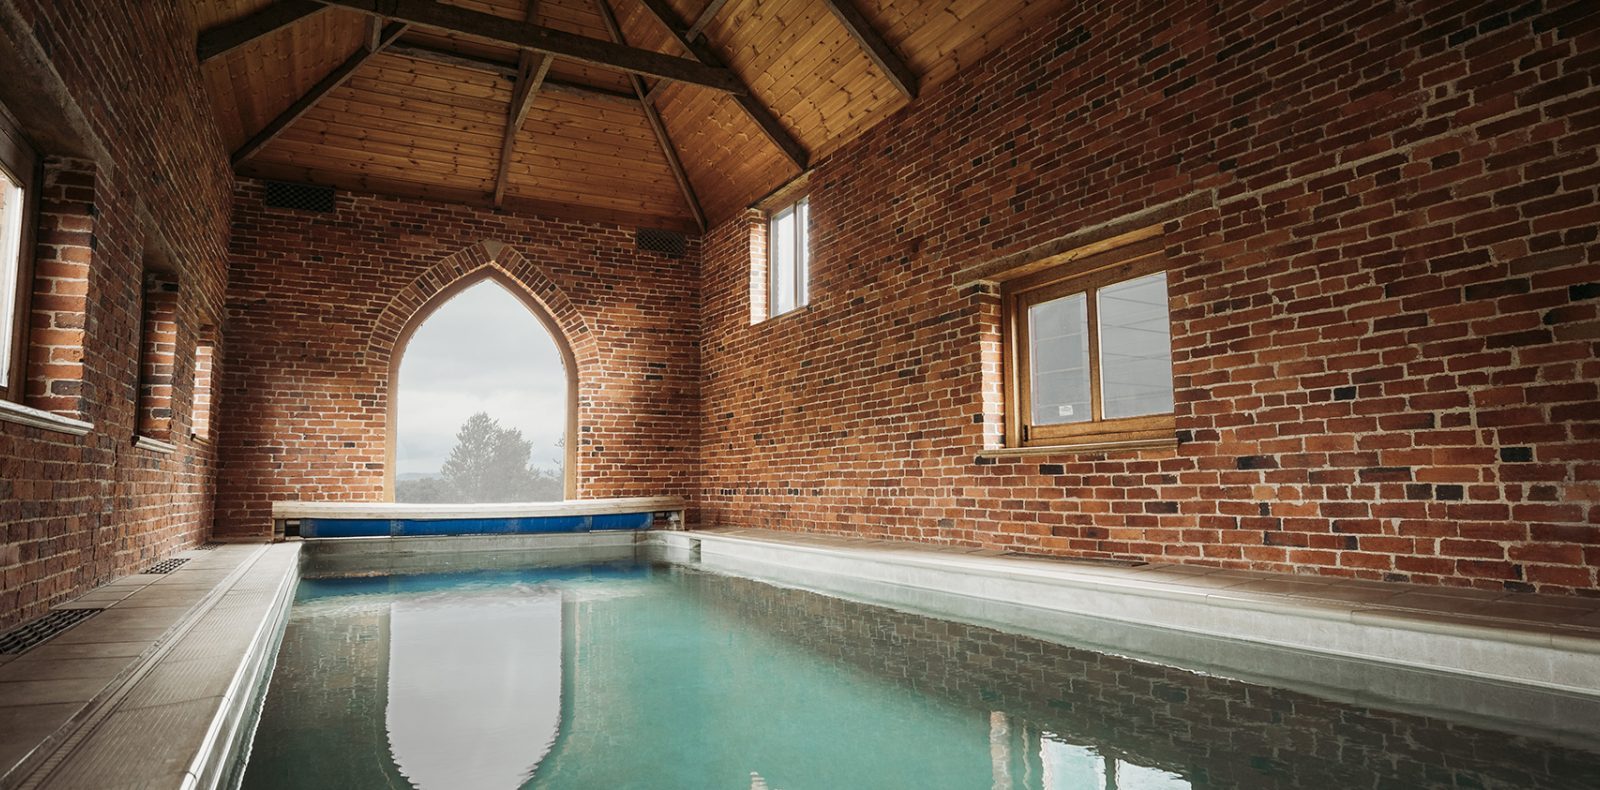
[1, 0, 1598, 629]
[698, 0, 1600, 594]
[0, 0, 232, 627]
[215, 181, 700, 537]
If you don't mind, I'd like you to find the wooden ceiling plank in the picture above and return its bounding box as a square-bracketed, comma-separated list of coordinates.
[197, 0, 330, 63]
[234, 21, 411, 166]
[633, 0, 810, 170]
[312, 0, 745, 93]
[592, 0, 703, 231]
[819, 0, 921, 97]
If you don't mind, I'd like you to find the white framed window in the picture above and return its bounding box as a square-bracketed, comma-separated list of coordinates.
[767, 196, 809, 318]
[0, 106, 38, 403]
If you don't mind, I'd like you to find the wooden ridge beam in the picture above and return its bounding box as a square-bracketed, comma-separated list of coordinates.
[196, 0, 328, 63]
[634, 0, 809, 170]
[819, 0, 918, 99]
[592, 0, 704, 232]
[232, 22, 408, 166]
[494, 1, 552, 208]
[384, 44, 640, 103]
[312, 0, 745, 94]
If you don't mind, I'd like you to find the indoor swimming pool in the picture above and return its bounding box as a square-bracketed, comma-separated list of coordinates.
[233, 545, 1600, 789]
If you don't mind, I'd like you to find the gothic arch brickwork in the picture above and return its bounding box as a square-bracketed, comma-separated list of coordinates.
[216, 182, 700, 538]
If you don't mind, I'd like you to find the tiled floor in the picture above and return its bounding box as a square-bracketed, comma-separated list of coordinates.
[0, 543, 298, 789]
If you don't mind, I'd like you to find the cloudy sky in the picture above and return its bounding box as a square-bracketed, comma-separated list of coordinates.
[395, 280, 568, 476]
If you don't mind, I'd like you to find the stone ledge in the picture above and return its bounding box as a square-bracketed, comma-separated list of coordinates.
[0, 400, 92, 436]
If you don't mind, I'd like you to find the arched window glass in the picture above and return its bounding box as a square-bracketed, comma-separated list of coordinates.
[394, 278, 567, 502]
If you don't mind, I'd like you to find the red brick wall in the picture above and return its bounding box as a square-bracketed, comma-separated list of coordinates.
[0, 0, 233, 626]
[698, 0, 1600, 593]
[216, 181, 700, 538]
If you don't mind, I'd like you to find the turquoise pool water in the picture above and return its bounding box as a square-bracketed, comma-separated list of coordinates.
[239, 555, 1600, 789]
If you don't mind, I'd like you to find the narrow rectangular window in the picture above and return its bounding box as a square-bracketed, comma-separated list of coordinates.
[767, 196, 809, 317]
[137, 271, 180, 443]
[1003, 245, 1174, 448]
[192, 341, 215, 441]
[0, 106, 38, 403]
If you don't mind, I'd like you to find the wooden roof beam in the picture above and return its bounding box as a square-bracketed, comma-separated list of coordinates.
[819, 0, 918, 99]
[312, 0, 745, 94]
[633, 0, 809, 171]
[385, 44, 639, 103]
[494, 1, 552, 208]
[197, 0, 329, 63]
[232, 22, 408, 166]
[684, 0, 731, 40]
[593, 0, 705, 232]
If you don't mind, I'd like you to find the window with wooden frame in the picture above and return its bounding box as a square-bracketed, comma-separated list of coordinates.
[1001, 244, 1175, 449]
[0, 105, 38, 405]
[767, 195, 809, 318]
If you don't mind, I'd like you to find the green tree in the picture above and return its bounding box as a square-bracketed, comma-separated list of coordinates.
[426, 412, 563, 502]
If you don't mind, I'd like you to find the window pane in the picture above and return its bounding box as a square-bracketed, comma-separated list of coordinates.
[1028, 292, 1091, 425]
[795, 197, 809, 307]
[0, 166, 24, 385]
[771, 207, 796, 315]
[1098, 272, 1173, 419]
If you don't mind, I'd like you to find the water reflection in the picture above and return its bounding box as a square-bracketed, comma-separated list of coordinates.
[386, 589, 562, 789]
[240, 560, 1600, 790]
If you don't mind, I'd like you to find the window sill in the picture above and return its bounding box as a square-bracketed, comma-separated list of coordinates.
[133, 435, 177, 454]
[755, 302, 812, 325]
[978, 436, 1178, 459]
[0, 399, 93, 436]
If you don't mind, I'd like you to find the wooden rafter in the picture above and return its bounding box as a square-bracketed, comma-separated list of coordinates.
[684, 0, 732, 40]
[232, 22, 408, 166]
[311, 0, 744, 94]
[196, 0, 328, 63]
[592, 0, 705, 231]
[634, 0, 809, 171]
[385, 44, 639, 103]
[818, 0, 918, 99]
[494, 1, 553, 208]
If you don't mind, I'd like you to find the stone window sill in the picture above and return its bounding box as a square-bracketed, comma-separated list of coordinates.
[133, 435, 177, 454]
[0, 399, 93, 436]
[977, 436, 1178, 459]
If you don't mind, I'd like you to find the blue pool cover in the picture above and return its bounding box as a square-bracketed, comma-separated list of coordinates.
[297, 511, 654, 539]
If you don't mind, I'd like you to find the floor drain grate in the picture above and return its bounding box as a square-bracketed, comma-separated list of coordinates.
[143, 558, 191, 574]
[0, 608, 102, 654]
[195, 543, 220, 551]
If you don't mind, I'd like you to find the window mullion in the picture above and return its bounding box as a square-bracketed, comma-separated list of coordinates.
[1087, 285, 1103, 422]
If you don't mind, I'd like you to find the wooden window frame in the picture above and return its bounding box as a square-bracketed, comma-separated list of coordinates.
[766, 195, 809, 318]
[0, 106, 39, 405]
[1001, 238, 1175, 449]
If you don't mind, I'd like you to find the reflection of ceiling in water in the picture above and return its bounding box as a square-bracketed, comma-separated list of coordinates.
[386, 590, 564, 789]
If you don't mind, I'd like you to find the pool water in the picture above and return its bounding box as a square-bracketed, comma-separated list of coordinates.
[239, 556, 1600, 789]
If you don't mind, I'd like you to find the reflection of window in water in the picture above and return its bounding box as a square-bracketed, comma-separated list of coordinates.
[1028, 725, 1188, 790]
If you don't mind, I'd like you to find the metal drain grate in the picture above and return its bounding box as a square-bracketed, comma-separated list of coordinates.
[195, 543, 220, 551]
[143, 558, 191, 574]
[0, 608, 102, 654]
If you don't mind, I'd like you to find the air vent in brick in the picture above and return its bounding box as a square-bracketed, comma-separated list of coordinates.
[0, 609, 101, 654]
[263, 180, 336, 213]
[143, 558, 190, 574]
[635, 228, 687, 258]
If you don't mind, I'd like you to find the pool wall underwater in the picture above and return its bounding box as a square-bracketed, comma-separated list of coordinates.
[208, 530, 1600, 789]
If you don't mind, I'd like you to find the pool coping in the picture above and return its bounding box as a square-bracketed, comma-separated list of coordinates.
[0, 542, 301, 790]
[675, 528, 1600, 697]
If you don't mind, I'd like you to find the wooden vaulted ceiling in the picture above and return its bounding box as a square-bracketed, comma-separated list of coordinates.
[187, 0, 1064, 232]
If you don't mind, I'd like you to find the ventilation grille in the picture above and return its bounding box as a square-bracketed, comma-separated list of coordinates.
[0, 609, 101, 654]
[143, 558, 190, 575]
[636, 228, 687, 258]
[263, 181, 336, 213]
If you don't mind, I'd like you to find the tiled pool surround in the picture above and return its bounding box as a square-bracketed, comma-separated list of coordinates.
[0, 529, 1595, 789]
